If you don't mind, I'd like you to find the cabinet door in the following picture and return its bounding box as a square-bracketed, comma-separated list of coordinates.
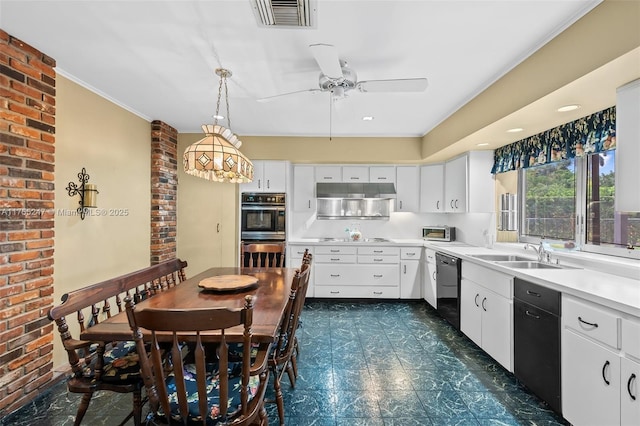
[342, 166, 369, 182]
[563, 330, 620, 426]
[444, 155, 467, 212]
[481, 290, 512, 371]
[423, 250, 437, 308]
[369, 166, 396, 183]
[460, 278, 482, 347]
[420, 164, 444, 212]
[395, 166, 419, 212]
[622, 356, 640, 426]
[263, 161, 286, 192]
[400, 260, 421, 299]
[315, 166, 342, 182]
[240, 160, 265, 192]
[293, 165, 316, 212]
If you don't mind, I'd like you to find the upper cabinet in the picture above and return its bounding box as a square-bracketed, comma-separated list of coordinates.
[240, 160, 287, 193]
[315, 166, 342, 182]
[342, 166, 369, 182]
[420, 164, 445, 213]
[369, 166, 396, 184]
[395, 166, 420, 212]
[615, 79, 640, 212]
[292, 165, 316, 212]
[444, 151, 495, 213]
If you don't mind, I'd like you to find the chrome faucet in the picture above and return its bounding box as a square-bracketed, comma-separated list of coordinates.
[524, 242, 550, 263]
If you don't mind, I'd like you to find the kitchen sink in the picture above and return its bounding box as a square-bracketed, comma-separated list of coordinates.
[471, 254, 531, 262]
[497, 261, 572, 269]
[318, 237, 392, 243]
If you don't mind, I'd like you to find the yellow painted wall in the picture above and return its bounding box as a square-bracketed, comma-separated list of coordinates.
[53, 76, 151, 370]
[176, 134, 240, 275]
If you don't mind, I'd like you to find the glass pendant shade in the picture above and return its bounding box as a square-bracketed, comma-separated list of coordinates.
[184, 124, 254, 183]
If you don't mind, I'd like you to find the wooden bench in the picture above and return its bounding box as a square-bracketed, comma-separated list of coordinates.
[47, 258, 188, 426]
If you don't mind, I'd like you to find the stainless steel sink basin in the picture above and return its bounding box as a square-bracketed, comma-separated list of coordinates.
[497, 261, 564, 269]
[471, 254, 531, 262]
[318, 237, 391, 243]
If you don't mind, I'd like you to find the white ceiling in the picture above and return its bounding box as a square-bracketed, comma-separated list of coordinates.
[0, 0, 608, 147]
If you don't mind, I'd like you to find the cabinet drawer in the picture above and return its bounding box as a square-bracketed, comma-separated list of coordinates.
[358, 255, 399, 264]
[314, 264, 357, 285]
[315, 254, 356, 264]
[315, 246, 357, 255]
[563, 295, 620, 349]
[622, 317, 640, 360]
[358, 265, 398, 286]
[315, 286, 400, 299]
[462, 262, 512, 299]
[401, 247, 421, 260]
[288, 247, 313, 258]
[514, 277, 560, 315]
[425, 249, 436, 263]
[357, 246, 399, 256]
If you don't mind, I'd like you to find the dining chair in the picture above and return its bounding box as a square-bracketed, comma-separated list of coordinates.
[125, 295, 270, 426]
[241, 242, 286, 269]
[268, 263, 312, 425]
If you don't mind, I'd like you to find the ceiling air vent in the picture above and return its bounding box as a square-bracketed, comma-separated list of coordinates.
[252, 0, 316, 28]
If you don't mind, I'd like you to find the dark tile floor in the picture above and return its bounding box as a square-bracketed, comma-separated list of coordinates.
[2, 300, 569, 426]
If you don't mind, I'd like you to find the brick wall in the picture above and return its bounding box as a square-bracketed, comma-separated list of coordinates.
[150, 120, 177, 264]
[0, 30, 56, 414]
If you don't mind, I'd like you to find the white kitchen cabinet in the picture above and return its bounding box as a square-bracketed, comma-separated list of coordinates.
[422, 248, 437, 308]
[287, 245, 314, 297]
[369, 166, 396, 183]
[615, 79, 640, 212]
[444, 151, 494, 213]
[315, 166, 342, 182]
[395, 166, 420, 212]
[342, 166, 369, 182]
[621, 356, 640, 425]
[400, 247, 421, 299]
[460, 262, 513, 371]
[420, 164, 444, 213]
[240, 160, 287, 193]
[292, 165, 316, 212]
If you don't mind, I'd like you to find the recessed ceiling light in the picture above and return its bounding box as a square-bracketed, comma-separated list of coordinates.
[506, 128, 524, 133]
[476, 143, 490, 146]
[557, 104, 581, 112]
[213, 115, 224, 120]
[362, 116, 374, 121]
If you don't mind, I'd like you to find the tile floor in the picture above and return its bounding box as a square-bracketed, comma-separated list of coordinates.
[1, 300, 569, 426]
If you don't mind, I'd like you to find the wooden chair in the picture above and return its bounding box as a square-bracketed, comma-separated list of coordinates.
[269, 262, 312, 425]
[241, 243, 286, 269]
[47, 258, 188, 426]
[125, 295, 270, 426]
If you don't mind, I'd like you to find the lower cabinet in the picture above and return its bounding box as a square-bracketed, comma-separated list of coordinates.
[287, 245, 314, 297]
[460, 262, 513, 371]
[400, 247, 421, 299]
[562, 294, 640, 426]
[422, 248, 437, 308]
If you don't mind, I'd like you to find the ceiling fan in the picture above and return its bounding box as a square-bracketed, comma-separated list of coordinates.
[257, 43, 429, 102]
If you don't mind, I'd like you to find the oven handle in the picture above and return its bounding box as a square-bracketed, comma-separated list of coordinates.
[241, 205, 285, 211]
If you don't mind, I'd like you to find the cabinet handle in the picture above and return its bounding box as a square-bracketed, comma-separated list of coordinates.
[602, 360, 611, 385]
[330, 291, 340, 294]
[377, 177, 386, 180]
[450, 200, 454, 209]
[308, 200, 311, 209]
[474, 293, 480, 307]
[330, 249, 339, 253]
[267, 179, 270, 188]
[403, 265, 407, 273]
[373, 291, 383, 295]
[482, 297, 487, 312]
[399, 200, 403, 210]
[432, 271, 436, 280]
[455, 199, 459, 209]
[258, 179, 262, 189]
[374, 250, 383, 253]
[350, 177, 359, 180]
[628, 374, 637, 400]
[373, 274, 383, 278]
[216, 223, 220, 233]
[374, 258, 383, 262]
[525, 310, 540, 320]
[330, 274, 340, 277]
[578, 316, 599, 328]
[436, 200, 440, 210]
[330, 258, 340, 261]
[526, 290, 541, 297]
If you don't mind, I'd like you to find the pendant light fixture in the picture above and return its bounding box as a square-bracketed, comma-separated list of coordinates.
[183, 68, 253, 183]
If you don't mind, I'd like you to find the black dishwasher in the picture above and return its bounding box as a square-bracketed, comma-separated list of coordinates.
[514, 277, 562, 415]
[435, 252, 461, 330]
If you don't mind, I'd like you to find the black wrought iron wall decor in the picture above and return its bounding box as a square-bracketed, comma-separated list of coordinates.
[66, 167, 98, 220]
[491, 106, 616, 174]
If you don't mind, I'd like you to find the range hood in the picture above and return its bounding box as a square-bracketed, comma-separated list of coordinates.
[316, 183, 396, 199]
[315, 183, 396, 220]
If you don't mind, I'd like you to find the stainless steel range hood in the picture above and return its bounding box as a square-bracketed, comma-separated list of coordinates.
[316, 183, 396, 199]
[315, 183, 396, 220]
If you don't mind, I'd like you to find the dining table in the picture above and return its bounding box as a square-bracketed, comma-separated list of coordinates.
[79, 266, 298, 344]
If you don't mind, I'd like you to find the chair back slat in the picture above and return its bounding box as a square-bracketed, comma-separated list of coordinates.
[241, 243, 286, 269]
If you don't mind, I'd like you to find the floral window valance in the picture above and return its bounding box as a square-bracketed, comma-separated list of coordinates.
[491, 106, 616, 174]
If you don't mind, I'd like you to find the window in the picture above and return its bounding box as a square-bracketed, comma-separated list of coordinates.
[520, 150, 639, 259]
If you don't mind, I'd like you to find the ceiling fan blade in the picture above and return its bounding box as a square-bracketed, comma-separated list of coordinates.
[256, 88, 322, 103]
[309, 43, 343, 79]
[356, 78, 429, 93]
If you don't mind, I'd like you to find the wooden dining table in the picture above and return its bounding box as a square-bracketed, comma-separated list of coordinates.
[80, 266, 298, 344]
